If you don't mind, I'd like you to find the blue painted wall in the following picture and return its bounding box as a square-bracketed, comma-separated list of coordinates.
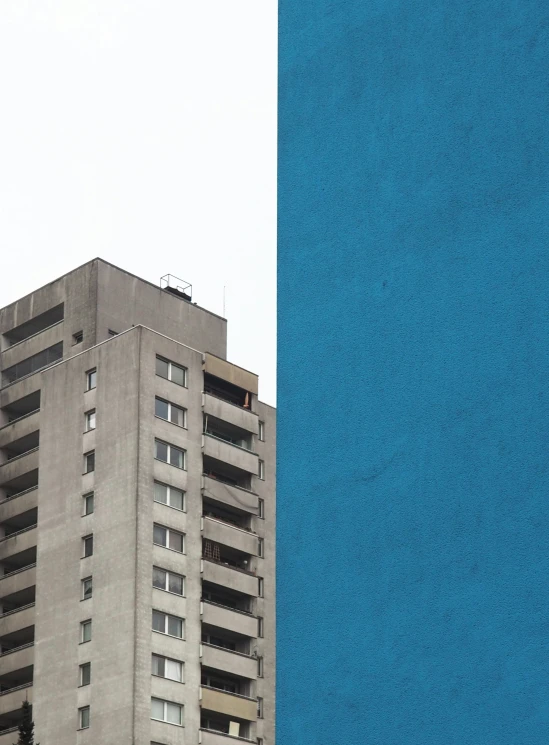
[278, 2, 549, 744]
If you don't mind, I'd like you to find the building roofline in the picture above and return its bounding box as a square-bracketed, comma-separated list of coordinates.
[0, 257, 227, 323]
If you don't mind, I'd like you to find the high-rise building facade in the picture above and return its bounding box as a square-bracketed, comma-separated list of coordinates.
[0, 259, 275, 745]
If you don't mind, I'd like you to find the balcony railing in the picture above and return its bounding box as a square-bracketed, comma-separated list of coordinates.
[200, 727, 255, 743]
[0, 682, 32, 697]
[0, 486, 38, 505]
[203, 515, 254, 534]
[203, 473, 255, 494]
[202, 599, 255, 618]
[201, 685, 256, 703]
[0, 410, 40, 433]
[0, 563, 36, 581]
[203, 558, 255, 577]
[0, 641, 34, 658]
[204, 432, 255, 454]
[202, 642, 252, 659]
[1, 448, 39, 466]
[0, 525, 37, 544]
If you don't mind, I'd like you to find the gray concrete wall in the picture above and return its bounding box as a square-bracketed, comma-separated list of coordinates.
[96, 260, 227, 359]
[0, 260, 98, 357]
[33, 328, 142, 744]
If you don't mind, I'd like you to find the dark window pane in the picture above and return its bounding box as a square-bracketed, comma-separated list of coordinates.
[155, 398, 169, 420]
[153, 568, 166, 589]
[167, 616, 182, 637]
[155, 441, 168, 462]
[152, 610, 165, 632]
[169, 532, 184, 552]
[170, 446, 184, 468]
[154, 482, 168, 504]
[153, 525, 167, 546]
[156, 357, 169, 379]
[171, 364, 185, 386]
[169, 488, 184, 510]
[168, 573, 183, 595]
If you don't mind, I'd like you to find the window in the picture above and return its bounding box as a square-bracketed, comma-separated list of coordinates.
[152, 654, 183, 682]
[73, 331, 83, 345]
[153, 524, 184, 553]
[81, 619, 92, 643]
[258, 738, 264, 745]
[154, 481, 184, 511]
[84, 451, 95, 473]
[155, 439, 185, 469]
[82, 535, 93, 558]
[258, 421, 265, 441]
[156, 356, 187, 387]
[257, 656, 264, 677]
[151, 698, 183, 726]
[83, 492, 94, 516]
[86, 369, 96, 391]
[155, 397, 186, 427]
[80, 662, 91, 686]
[153, 567, 184, 596]
[257, 697, 263, 719]
[79, 706, 90, 729]
[82, 577, 92, 600]
[258, 537, 264, 557]
[258, 459, 265, 480]
[258, 616, 264, 638]
[258, 577, 264, 597]
[152, 609, 184, 639]
[258, 498, 265, 519]
[85, 410, 96, 431]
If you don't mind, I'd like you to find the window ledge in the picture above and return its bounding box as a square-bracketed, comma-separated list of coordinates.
[150, 717, 184, 727]
[154, 415, 187, 430]
[153, 543, 185, 556]
[152, 587, 185, 598]
[154, 457, 186, 471]
[152, 629, 185, 641]
[154, 499, 186, 513]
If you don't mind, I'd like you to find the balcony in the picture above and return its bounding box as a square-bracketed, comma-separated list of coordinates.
[0, 684, 32, 717]
[0, 615, 34, 651]
[1, 318, 63, 374]
[0, 406, 40, 450]
[2, 304, 64, 348]
[0, 644, 34, 677]
[0, 526, 37, 563]
[203, 435, 258, 476]
[200, 712, 253, 743]
[0, 564, 36, 602]
[0, 450, 39, 489]
[203, 517, 257, 557]
[202, 644, 257, 680]
[203, 560, 257, 599]
[202, 475, 258, 516]
[203, 393, 258, 435]
[0, 604, 35, 638]
[202, 600, 257, 639]
[0, 487, 38, 523]
[200, 687, 257, 722]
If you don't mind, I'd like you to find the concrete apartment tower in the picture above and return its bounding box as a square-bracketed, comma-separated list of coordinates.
[0, 259, 275, 745]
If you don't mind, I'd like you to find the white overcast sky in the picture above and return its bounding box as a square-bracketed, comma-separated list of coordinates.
[0, 1, 276, 405]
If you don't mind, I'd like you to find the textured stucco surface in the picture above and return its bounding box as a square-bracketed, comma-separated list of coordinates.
[278, 2, 549, 744]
